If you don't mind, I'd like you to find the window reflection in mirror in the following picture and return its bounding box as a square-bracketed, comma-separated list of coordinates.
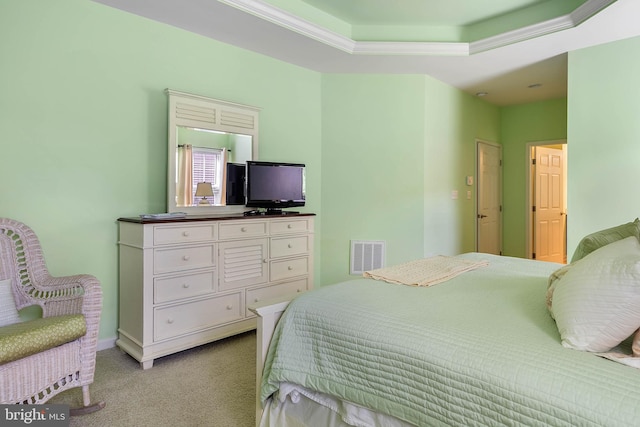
[175, 126, 252, 207]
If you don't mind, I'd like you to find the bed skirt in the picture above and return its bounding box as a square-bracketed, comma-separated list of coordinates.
[260, 383, 415, 427]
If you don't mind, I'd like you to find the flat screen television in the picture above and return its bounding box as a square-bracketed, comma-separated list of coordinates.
[245, 161, 305, 214]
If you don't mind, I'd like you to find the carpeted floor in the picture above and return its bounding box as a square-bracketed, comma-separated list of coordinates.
[50, 331, 257, 427]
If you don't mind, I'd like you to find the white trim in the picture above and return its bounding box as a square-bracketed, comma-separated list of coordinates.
[97, 337, 117, 351]
[354, 41, 469, 56]
[571, 0, 617, 24]
[217, 0, 356, 53]
[219, 0, 615, 57]
[470, 0, 615, 54]
[470, 15, 573, 54]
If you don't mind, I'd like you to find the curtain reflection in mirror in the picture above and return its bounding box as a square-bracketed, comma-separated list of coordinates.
[220, 148, 228, 206]
[177, 145, 230, 206]
[177, 144, 193, 206]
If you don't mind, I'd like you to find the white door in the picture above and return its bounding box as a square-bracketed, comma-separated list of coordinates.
[533, 146, 565, 263]
[476, 141, 502, 255]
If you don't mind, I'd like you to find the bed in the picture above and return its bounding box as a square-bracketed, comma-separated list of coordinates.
[252, 233, 640, 426]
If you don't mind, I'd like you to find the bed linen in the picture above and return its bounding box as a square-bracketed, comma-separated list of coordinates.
[261, 382, 414, 427]
[260, 253, 640, 426]
[362, 255, 489, 287]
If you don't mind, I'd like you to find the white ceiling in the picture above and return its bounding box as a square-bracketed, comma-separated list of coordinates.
[94, 0, 640, 106]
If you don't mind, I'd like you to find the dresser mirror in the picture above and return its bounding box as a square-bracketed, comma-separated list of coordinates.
[166, 89, 259, 214]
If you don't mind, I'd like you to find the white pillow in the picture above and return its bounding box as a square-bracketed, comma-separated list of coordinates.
[0, 278, 20, 327]
[551, 236, 640, 352]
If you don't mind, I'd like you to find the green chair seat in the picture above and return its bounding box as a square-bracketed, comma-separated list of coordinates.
[0, 314, 87, 365]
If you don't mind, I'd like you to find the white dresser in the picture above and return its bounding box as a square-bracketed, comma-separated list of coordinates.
[116, 214, 314, 369]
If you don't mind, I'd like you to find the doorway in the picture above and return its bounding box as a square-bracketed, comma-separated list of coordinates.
[527, 141, 567, 263]
[476, 140, 502, 255]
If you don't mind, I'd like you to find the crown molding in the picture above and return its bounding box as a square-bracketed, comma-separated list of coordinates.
[571, 0, 617, 24]
[470, 0, 616, 54]
[219, 0, 617, 57]
[469, 14, 573, 54]
[353, 41, 469, 56]
[217, 0, 356, 53]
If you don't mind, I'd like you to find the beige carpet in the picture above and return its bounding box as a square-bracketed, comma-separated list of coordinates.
[50, 331, 257, 427]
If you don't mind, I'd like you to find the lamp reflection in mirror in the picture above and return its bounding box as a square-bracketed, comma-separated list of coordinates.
[195, 182, 214, 205]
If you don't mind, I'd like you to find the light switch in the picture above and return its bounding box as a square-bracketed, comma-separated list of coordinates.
[466, 176, 473, 186]
[467, 190, 472, 199]
[451, 190, 458, 200]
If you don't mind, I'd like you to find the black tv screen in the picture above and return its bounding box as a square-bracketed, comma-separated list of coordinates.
[246, 161, 305, 213]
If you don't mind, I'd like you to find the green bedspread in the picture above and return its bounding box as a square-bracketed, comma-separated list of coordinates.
[261, 253, 640, 426]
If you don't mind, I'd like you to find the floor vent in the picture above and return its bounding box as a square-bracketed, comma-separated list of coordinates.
[350, 240, 385, 275]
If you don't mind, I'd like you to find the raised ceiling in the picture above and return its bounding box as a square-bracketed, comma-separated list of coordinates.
[94, 0, 640, 106]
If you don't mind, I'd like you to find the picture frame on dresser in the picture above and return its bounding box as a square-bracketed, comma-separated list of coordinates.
[116, 214, 314, 369]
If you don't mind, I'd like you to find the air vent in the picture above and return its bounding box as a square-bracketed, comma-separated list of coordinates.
[350, 240, 385, 275]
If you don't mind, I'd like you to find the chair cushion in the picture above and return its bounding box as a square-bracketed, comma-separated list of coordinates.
[0, 278, 20, 327]
[0, 314, 86, 365]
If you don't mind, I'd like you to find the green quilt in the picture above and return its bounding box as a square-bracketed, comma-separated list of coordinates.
[261, 253, 640, 426]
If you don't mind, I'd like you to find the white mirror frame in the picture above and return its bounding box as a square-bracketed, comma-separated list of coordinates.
[166, 89, 259, 215]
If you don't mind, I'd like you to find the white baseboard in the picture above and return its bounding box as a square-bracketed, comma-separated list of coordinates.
[97, 337, 117, 351]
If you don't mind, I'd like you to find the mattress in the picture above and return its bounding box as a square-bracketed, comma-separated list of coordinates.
[260, 253, 640, 426]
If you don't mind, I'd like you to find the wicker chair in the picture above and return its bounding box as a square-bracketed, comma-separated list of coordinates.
[0, 218, 104, 414]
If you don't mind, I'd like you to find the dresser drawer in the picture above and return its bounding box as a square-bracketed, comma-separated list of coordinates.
[154, 244, 215, 274]
[245, 278, 308, 317]
[219, 221, 268, 240]
[154, 293, 243, 341]
[270, 257, 309, 282]
[153, 224, 217, 245]
[270, 218, 311, 235]
[270, 236, 310, 258]
[154, 270, 216, 304]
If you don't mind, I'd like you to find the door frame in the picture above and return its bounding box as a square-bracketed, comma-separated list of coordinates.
[525, 139, 567, 260]
[475, 139, 503, 253]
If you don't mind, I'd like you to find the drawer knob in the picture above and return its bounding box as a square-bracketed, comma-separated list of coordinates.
[288, 243, 293, 248]
[182, 283, 190, 288]
[241, 227, 247, 232]
[182, 255, 190, 261]
[297, 289, 301, 293]
[226, 304, 233, 310]
[182, 231, 190, 237]
[254, 298, 259, 303]
[287, 224, 293, 229]
[167, 318, 174, 324]
[288, 266, 293, 271]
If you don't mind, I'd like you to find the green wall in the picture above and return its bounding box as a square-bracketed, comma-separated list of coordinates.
[1, 0, 322, 342]
[0, 0, 546, 344]
[500, 98, 568, 257]
[424, 80, 500, 257]
[320, 74, 427, 285]
[320, 74, 500, 285]
[567, 36, 640, 255]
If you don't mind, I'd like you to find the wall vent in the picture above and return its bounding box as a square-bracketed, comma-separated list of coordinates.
[350, 240, 385, 275]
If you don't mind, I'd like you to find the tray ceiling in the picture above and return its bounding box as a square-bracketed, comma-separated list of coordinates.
[93, 0, 640, 106]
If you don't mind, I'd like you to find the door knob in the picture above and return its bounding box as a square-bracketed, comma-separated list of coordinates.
[477, 214, 487, 219]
